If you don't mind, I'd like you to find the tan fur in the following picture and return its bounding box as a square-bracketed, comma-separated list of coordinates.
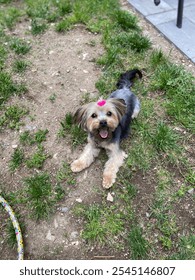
[71, 98, 128, 189]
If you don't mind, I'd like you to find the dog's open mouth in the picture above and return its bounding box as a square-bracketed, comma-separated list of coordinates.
[99, 128, 109, 139]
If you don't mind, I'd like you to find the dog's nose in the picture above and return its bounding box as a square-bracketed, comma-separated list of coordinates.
[100, 120, 107, 127]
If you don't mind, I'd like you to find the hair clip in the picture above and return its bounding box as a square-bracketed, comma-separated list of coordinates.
[97, 100, 106, 107]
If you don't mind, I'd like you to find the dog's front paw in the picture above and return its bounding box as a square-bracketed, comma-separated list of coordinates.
[71, 160, 86, 173]
[102, 172, 115, 189]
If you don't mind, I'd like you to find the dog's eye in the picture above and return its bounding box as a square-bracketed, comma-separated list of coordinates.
[91, 113, 97, 118]
[107, 111, 112, 116]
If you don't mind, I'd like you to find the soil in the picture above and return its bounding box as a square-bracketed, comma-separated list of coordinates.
[0, 0, 194, 260]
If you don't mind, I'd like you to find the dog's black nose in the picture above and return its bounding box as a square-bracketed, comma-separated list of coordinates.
[100, 120, 107, 127]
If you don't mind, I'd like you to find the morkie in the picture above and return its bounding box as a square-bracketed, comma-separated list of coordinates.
[71, 69, 142, 189]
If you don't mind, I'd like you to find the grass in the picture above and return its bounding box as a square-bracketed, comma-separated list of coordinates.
[59, 112, 87, 147]
[150, 59, 195, 132]
[20, 129, 49, 145]
[26, 145, 48, 169]
[56, 162, 76, 186]
[151, 121, 180, 153]
[24, 173, 55, 220]
[149, 168, 179, 250]
[1, 0, 195, 260]
[31, 19, 48, 35]
[75, 203, 124, 244]
[9, 37, 31, 55]
[0, 72, 27, 105]
[13, 60, 29, 73]
[168, 234, 195, 260]
[128, 225, 149, 259]
[0, 105, 28, 130]
[9, 148, 24, 171]
[0, 6, 22, 30]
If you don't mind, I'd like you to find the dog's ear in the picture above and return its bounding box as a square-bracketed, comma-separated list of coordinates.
[73, 105, 88, 130]
[109, 98, 126, 120]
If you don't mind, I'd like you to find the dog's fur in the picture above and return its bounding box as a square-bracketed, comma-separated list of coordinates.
[71, 69, 142, 188]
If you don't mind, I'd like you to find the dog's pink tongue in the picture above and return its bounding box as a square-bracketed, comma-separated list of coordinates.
[99, 129, 108, 139]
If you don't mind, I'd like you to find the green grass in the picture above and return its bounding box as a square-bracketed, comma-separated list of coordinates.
[0, 45, 7, 69]
[9, 148, 24, 171]
[75, 203, 124, 244]
[56, 162, 76, 186]
[128, 225, 149, 259]
[0, 105, 28, 130]
[0, 72, 27, 105]
[59, 112, 87, 147]
[31, 19, 48, 35]
[20, 129, 49, 145]
[9, 37, 31, 55]
[24, 173, 55, 220]
[26, 145, 48, 169]
[13, 60, 29, 73]
[114, 9, 140, 31]
[1, 0, 195, 261]
[168, 234, 195, 260]
[149, 168, 178, 250]
[0, 6, 22, 30]
[151, 121, 180, 153]
[150, 61, 195, 132]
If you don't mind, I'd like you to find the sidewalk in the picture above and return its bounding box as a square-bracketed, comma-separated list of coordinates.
[127, 0, 195, 63]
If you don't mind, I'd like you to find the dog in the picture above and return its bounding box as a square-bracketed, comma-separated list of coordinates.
[71, 69, 142, 189]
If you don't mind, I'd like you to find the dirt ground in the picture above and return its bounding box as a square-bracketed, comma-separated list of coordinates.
[0, 0, 194, 260]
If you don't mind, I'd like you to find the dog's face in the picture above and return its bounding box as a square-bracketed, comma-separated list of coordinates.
[74, 98, 126, 141]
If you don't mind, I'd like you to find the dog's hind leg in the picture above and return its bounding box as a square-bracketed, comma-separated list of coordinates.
[103, 143, 127, 189]
[131, 98, 140, 119]
[71, 141, 100, 173]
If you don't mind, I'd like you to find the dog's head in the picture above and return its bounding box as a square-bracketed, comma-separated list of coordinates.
[74, 98, 126, 141]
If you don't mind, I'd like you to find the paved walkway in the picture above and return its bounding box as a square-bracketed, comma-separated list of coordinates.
[127, 0, 195, 63]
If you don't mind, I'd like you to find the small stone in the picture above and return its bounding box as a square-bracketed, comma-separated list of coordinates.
[82, 53, 88, 60]
[188, 188, 194, 195]
[146, 212, 150, 218]
[107, 192, 114, 202]
[70, 231, 79, 240]
[76, 198, 82, 203]
[53, 153, 58, 159]
[83, 70, 89, 74]
[59, 207, 69, 213]
[71, 241, 79, 246]
[46, 230, 55, 241]
[80, 88, 87, 93]
[25, 125, 36, 131]
[54, 219, 58, 229]
[12, 144, 18, 149]
[49, 50, 54, 55]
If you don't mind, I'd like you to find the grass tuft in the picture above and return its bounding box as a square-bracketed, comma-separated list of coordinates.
[9, 37, 31, 55]
[26, 145, 48, 169]
[20, 129, 48, 145]
[0, 105, 28, 130]
[13, 60, 29, 73]
[151, 121, 180, 153]
[24, 173, 55, 220]
[114, 9, 140, 31]
[31, 19, 48, 35]
[79, 204, 124, 244]
[128, 225, 149, 259]
[59, 112, 86, 147]
[9, 148, 24, 171]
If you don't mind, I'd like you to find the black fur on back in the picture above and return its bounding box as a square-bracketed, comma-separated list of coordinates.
[116, 69, 142, 89]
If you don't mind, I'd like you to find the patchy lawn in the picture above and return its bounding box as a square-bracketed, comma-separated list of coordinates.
[0, 0, 194, 260]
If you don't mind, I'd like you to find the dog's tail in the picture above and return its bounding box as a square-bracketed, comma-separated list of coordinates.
[116, 69, 142, 89]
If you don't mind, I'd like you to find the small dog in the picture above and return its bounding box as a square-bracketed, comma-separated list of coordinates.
[71, 69, 142, 189]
